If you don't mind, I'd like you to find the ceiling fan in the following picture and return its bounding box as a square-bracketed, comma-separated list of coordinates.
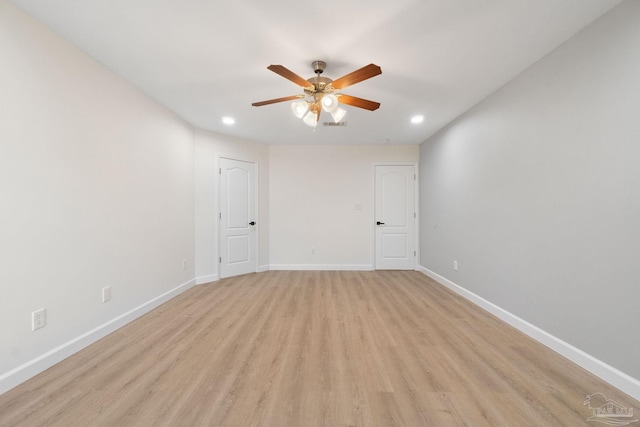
[252, 61, 382, 127]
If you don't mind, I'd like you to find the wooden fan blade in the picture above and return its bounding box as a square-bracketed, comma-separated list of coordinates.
[267, 65, 312, 88]
[330, 64, 382, 90]
[337, 94, 381, 111]
[252, 95, 303, 107]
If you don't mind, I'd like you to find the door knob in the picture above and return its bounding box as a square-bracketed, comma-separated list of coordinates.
[376, 221, 385, 225]
[249, 221, 256, 226]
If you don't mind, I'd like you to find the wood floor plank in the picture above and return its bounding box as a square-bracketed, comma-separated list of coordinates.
[1, 270, 638, 426]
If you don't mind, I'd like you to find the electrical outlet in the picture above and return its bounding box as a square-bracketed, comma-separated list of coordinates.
[453, 260, 458, 271]
[32, 308, 46, 331]
[182, 259, 187, 270]
[102, 286, 111, 303]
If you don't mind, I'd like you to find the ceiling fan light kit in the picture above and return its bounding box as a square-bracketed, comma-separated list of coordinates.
[303, 110, 319, 127]
[322, 94, 339, 112]
[330, 107, 347, 123]
[291, 101, 309, 119]
[252, 61, 382, 127]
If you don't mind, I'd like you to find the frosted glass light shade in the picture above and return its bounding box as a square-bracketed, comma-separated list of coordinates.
[291, 101, 309, 118]
[321, 94, 339, 112]
[303, 110, 318, 127]
[330, 107, 346, 123]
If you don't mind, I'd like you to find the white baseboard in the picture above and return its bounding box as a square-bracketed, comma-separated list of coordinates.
[269, 264, 374, 271]
[417, 265, 640, 401]
[196, 274, 219, 285]
[0, 278, 196, 395]
[197, 267, 269, 282]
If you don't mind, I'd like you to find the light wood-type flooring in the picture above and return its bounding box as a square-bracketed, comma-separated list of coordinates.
[1, 270, 638, 426]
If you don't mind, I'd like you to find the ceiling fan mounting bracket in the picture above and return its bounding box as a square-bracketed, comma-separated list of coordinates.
[311, 60, 326, 75]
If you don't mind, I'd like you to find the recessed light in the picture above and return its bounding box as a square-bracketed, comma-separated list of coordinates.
[222, 116, 235, 125]
[410, 115, 424, 124]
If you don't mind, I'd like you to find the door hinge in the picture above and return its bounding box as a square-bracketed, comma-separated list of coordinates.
[414, 251, 416, 256]
[414, 212, 416, 218]
[219, 168, 222, 175]
[219, 257, 222, 263]
[219, 212, 222, 219]
[414, 174, 416, 180]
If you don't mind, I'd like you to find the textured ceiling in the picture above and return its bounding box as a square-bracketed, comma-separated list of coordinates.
[11, 0, 622, 145]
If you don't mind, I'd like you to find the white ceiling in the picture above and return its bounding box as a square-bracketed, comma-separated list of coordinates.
[11, 0, 622, 145]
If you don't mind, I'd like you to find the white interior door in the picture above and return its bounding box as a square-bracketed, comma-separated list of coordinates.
[219, 158, 256, 278]
[375, 165, 416, 270]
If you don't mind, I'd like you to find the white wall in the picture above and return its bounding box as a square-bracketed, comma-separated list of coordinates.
[419, 0, 640, 392]
[194, 129, 270, 283]
[0, 2, 195, 392]
[270, 144, 419, 269]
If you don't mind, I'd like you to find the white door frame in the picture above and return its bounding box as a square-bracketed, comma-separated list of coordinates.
[372, 162, 419, 270]
[218, 156, 260, 278]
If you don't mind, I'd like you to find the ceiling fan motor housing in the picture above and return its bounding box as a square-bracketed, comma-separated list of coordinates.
[305, 76, 333, 94]
[306, 60, 333, 95]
